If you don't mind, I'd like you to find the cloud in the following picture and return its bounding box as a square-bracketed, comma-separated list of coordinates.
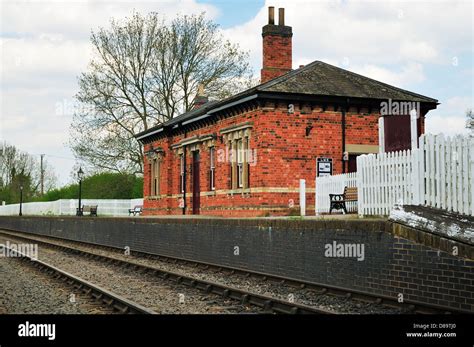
[1, 0, 220, 185]
[1, 1, 220, 40]
[425, 115, 470, 136]
[2, 38, 92, 86]
[1, 1, 219, 86]
[223, 0, 471, 71]
[1, 0, 472, 185]
[222, 0, 472, 138]
[399, 41, 437, 62]
[425, 96, 472, 136]
[349, 62, 425, 87]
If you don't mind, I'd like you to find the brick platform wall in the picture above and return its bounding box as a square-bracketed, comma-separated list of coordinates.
[0, 216, 472, 312]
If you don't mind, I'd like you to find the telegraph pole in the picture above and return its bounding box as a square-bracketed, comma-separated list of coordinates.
[40, 154, 45, 196]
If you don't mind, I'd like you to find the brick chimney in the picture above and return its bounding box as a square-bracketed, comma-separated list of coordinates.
[193, 84, 208, 109]
[261, 7, 293, 83]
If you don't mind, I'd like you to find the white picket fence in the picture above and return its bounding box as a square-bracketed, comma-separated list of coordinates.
[0, 199, 144, 217]
[357, 149, 420, 215]
[421, 133, 473, 215]
[315, 133, 474, 217]
[315, 172, 357, 214]
[357, 134, 473, 216]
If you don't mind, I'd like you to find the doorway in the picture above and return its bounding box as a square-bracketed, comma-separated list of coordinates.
[192, 151, 200, 215]
[348, 154, 358, 173]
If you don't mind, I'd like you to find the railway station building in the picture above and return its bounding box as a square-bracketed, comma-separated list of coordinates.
[136, 7, 438, 217]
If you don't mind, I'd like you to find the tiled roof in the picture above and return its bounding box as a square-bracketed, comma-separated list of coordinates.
[136, 60, 437, 140]
[258, 60, 437, 102]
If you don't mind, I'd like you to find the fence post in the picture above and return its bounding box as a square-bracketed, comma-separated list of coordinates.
[439, 136, 446, 209]
[412, 149, 419, 205]
[411, 112, 418, 150]
[456, 136, 462, 213]
[471, 138, 474, 216]
[314, 177, 318, 215]
[462, 137, 469, 215]
[300, 179, 306, 216]
[357, 158, 362, 216]
[435, 135, 441, 208]
[357, 155, 364, 217]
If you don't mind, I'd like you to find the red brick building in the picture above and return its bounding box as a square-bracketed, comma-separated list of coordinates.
[136, 7, 438, 217]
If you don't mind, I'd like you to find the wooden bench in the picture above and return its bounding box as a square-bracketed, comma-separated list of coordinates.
[128, 205, 143, 216]
[329, 187, 358, 214]
[77, 205, 98, 216]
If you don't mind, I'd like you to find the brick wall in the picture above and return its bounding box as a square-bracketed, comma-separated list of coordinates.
[261, 33, 292, 83]
[143, 102, 380, 217]
[1, 216, 472, 312]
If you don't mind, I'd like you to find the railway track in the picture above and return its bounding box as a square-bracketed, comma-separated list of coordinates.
[0, 243, 156, 314]
[0, 230, 330, 314]
[0, 229, 467, 314]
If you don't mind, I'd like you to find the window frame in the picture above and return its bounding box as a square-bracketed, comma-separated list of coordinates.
[209, 147, 215, 191]
[237, 139, 243, 188]
[148, 163, 153, 196]
[151, 157, 160, 196]
[179, 154, 185, 193]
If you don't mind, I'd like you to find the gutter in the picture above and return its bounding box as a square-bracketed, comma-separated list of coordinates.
[342, 105, 346, 173]
[180, 94, 258, 127]
[136, 127, 163, 141]
[135, 94, 259, 142]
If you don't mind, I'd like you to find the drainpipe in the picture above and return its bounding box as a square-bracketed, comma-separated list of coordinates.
[182, 130, 187, 215]
[341, 101, 347, 173]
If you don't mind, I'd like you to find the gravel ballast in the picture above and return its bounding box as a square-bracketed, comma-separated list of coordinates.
[0, 231, 406, 314]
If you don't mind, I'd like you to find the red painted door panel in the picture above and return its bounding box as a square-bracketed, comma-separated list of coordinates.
[383, 114, 411, 152]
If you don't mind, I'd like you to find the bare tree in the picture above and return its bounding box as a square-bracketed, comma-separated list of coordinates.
[70, 12, 254, 174]
[0, 144, 36, 188]
[0, 143, 57, 202]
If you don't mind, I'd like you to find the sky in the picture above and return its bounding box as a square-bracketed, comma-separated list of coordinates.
[0, 0, 472, 186]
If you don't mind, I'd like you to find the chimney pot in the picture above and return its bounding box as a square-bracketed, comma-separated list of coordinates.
[278, 8, 285, 26]
[268, 7, 275, 25]
[197, 84, 205, 96]
[299, 65, 305, 68]
[193, 84, 208, 109]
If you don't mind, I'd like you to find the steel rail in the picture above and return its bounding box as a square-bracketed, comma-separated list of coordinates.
[0, 244, 157, 314]
[0, 230, 331, 314]
[0, 229, 468, 314]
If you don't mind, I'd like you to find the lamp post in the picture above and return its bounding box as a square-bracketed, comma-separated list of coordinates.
[76, 167, 84, 216]
[19, 185, 23, 216]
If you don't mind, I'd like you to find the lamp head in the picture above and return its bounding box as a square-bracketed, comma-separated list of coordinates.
[77, 167, 84, 180]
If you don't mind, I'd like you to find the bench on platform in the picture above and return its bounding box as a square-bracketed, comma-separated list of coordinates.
[77, 205, 98, 216]
[129, 205, 143, 216]
[329, 187, 358, 214]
